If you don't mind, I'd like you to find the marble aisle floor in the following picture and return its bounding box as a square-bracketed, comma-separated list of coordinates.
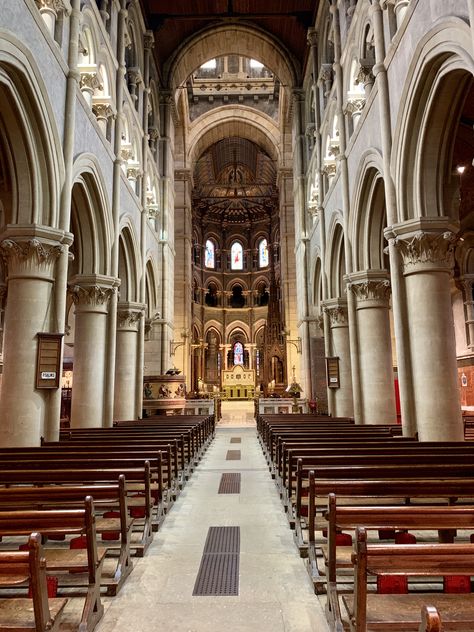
[95, 423, 330, 632]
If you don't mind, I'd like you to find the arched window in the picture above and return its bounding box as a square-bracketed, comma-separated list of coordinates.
[231, 241, 243, 270]
[233, 342, 244, 366]
[258, 238, 269, 268]
[205, 239, 215, 268]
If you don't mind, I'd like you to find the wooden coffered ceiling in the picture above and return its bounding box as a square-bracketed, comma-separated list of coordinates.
[139, 0, 318, 73]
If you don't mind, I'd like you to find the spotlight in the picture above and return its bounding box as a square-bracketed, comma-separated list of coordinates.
[457, 165, 466, 174]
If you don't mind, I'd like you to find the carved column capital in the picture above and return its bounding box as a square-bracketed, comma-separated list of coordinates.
[348, 271, 391, 308]
[117, 302, 145, 331]
[319, 64, 333, 80]
[322, 161, 337, 178]
[344, 97, 365, 116]
[127, 67, 142, 87]
[322, 299, 349, 327]
[144, 30, 155, 50]
[80, 72, 102, 93]
[92, 101, 114, 122]
[36, 0, 71, 15]
[355, 62, 375, 90]
[0, 237, 64, 281]
[68, 275, 119, 313]
[316, 312, 324, 332]
[459, 275, 474, 296]
[307, 27, 318, 48]
[389, 229, 457, 275]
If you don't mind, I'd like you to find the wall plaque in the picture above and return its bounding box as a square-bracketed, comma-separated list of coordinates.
[36, 333, 63, 389]
[326, 356, 340, 389]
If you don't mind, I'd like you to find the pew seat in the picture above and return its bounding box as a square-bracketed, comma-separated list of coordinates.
[0, 533, 67, 632]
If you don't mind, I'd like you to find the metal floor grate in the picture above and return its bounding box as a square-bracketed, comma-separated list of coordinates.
[226, 450, 241, 460]
[193, 527, 240, 596]
[230, 437, 241, 443]
[218, 473, 241, 494]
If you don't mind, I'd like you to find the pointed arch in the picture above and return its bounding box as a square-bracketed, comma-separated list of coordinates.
[70, 154, 113, 276]
[393, 19, 474, 222]
[0, 30, 64, 228]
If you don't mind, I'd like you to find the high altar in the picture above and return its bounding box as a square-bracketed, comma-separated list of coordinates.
[222, 365, 255, 399]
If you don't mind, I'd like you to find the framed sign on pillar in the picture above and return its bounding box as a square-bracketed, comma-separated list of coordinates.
[36, 333, 63, 389]
[325, 356, 340, 389]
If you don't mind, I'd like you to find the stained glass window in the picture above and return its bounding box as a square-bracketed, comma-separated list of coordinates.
[231, 242, 243, 270]
[205, 239, 215, 268]
[234, 342, 244, 366]
[259, 238, 269, 268]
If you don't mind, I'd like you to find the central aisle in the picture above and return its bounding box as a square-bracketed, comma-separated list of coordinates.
[97, 425, 329, 632]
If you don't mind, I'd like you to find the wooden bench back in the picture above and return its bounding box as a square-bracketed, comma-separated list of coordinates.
[0, 533, 53, 631]
[0, 497, 98, 583]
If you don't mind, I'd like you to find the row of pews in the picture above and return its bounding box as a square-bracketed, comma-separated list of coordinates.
[0, 414, 214, 631]
[257, 413, 474, 632]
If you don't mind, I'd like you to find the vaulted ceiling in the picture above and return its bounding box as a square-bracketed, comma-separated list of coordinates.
[139, 0, 319, 74]
[193, 137, 277, 225]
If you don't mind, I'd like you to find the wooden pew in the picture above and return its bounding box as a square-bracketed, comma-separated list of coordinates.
[37, 443, 172, 509]
[0, 465, 153, 556]
[280, 442, 474, 498]
[43, 438, 177, 498]
[0, 498, 104, 632]
[343, 528, 474, 632]
[419, 606, 443, 632]
[0, 479, 132, 596]
[0, 532, 67, 632]
[0, 452, 165, 534]
[304, 477, 474, 593]
[295, 461, 474, 542]
[324, 499, 474, 630]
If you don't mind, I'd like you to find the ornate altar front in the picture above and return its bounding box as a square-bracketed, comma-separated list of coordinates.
[222, 365, 255, 399]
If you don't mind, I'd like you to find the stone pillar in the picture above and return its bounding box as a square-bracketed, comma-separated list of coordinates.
[69, 275, 117, 428]
[114, 302, 145, 420]
[388, 220, 463, 441]
[348, 272, 397, 425]
[323, 299, 354, 417]
[0, 233, 67, 446]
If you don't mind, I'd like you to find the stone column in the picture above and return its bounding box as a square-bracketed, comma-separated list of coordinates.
[387, 220, 463, 441]
[323, 299, 354, 417]
[0, 232, 67, 446]
[69, 275, 117, 428]
[348, 272, 397, 425]
[114, 302, 145, 421]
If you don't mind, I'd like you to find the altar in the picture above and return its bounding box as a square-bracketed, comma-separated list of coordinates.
[222, 365, 255, 399]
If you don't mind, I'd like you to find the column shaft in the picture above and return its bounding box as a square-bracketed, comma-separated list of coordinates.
[349, 275, 397, 425]
[69, 277, 117, 428]
[324, 300, 354, 417]
[0, 234, 67, 446]
[389, 221, 463, 441]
